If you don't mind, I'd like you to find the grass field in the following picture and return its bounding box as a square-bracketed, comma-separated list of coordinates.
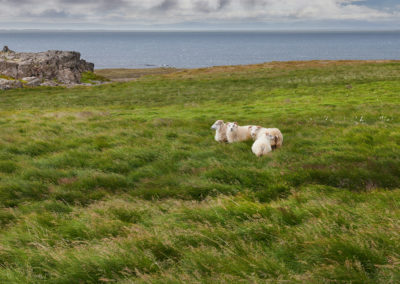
[94, 68, 179, 82]
[0, 60, 399, 283]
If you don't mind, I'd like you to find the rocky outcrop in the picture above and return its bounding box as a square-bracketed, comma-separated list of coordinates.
[0, 78, 23, 90]
[0, 47, 94, 87]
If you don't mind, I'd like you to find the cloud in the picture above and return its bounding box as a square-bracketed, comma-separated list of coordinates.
[0, 0, 399, 26]
[23, 9, 70, 19]
[153, 0, 179, 11]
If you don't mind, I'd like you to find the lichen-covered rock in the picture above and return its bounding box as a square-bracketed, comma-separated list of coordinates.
[0, 47, 94, 85]
[22, 77, 41, 87]
[0, 78, 23, 90]
[40, 80, 59, 87]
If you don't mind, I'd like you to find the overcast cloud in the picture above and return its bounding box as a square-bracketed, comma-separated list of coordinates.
[0, 0, 399, 29]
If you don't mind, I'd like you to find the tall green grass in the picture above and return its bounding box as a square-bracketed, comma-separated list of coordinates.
[0, 61, 399, 283]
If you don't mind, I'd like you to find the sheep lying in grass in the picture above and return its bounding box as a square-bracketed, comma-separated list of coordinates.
[252, 133, 274, 157]
[251, 126, 283, 149]
[211, 120, 228, 142]
[211, 121, 284, 156]
[226, 122, 253, 143]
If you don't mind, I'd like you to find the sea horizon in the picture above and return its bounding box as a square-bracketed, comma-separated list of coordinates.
[1, 28, 400, 32]
[1, 30, 399, 69]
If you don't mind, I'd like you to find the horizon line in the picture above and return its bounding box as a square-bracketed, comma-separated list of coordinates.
[1, 28, 400, 32]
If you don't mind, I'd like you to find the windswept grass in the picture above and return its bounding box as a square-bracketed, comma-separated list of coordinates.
[0, 61, 399, 283]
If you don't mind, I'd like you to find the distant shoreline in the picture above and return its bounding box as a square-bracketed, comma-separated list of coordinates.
[94, 59, 400, 81]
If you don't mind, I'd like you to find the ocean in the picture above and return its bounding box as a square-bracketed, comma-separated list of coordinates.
[0, 30, 399, 69]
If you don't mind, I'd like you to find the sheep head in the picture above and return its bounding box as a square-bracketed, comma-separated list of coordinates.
[227, 122, 238, 132]
[250, 126, 262, 139]
[211, 120, 224, 130]
[258, 132, 275, 143]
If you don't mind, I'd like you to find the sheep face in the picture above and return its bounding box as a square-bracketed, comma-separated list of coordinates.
[262, 133, 278, 148]
[250, 126, 262, 139]
[211, 120, 224, 130]
[227, 122, 238, 133]
[258, 132, 274, 141]
[265, 134, 275, 141]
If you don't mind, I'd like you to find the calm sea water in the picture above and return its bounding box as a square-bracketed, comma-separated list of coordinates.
[0, 31, 399, 69]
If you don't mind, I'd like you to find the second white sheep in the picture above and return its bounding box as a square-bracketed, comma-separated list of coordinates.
[226, 122, 253, 143]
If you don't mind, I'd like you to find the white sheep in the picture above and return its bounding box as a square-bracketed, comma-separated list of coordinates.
[251, 133, 274, 157]
[250, 126, 283, 149]
[226, 122, 253, 143]
[211, 120, 228, 142]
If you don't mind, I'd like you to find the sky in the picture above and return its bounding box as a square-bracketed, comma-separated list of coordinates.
[0, 0, 399, 30]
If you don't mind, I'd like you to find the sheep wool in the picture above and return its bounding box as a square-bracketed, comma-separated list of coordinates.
[252, 133, 273, 157]
[211, 120, 228, 142]
[226, 122, 253, 143]
[251, 126, 283, 148]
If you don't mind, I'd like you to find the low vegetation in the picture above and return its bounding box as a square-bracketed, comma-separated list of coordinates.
[94, 67, 179, 81]
[0, 74, 15, 80]
[0, 60, 399, 283]
[81, 71, 110, 84]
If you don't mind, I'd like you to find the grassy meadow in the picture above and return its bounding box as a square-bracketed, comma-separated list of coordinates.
[0, 60, 399, 283]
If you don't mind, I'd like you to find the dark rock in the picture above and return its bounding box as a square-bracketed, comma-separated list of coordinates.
[2, 46, 12, 53]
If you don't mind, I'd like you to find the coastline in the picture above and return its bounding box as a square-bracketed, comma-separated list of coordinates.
[94, 59, 400, 81]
